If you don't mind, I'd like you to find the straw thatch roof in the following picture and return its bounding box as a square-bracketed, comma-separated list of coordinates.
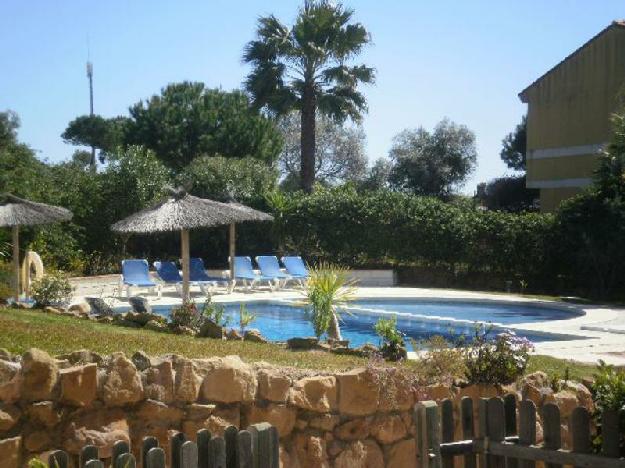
[110, 187, 273, 234]
[0, 194, 73, 227]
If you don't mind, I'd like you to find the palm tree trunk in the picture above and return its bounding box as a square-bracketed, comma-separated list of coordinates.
[328, 310, 342, 341]
[300, 89, 316, 193]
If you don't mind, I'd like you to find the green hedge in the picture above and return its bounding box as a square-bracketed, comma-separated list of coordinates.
[273, 187, 554, 285]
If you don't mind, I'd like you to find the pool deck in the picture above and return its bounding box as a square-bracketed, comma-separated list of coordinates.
[70, 275, 625, 366]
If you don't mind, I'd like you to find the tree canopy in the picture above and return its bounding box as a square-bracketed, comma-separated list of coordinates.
[243, 0, 374, 192]
[500, 115, 527, 171]
[124, 82, 283, 171]
[278, 112, 367, 187]
[388, 119, 477, 197]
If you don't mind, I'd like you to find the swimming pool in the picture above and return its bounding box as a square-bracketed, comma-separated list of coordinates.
[142, 298, 584, 348]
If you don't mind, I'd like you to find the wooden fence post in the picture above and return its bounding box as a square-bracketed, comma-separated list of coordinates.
[461, 397, 476, 468]
[543, 403, 562, 468]
[601, 409, 620, 458]
[225, 425, 239, 467]
[208, 436, 226, 468]
[197, 429, 211, 468]
[441, 399, 455, 468]
[142, 436, 159, 467]
[180, 440, 199, 468]
[518, 399, 536, 468]
[505, 393, 519, 468]
[84, 461, 104, 468]
[112, 440, 130, 465]
[80, 445, 98, 467]
[415, 401, 441, 468]
[478, 398, 489, 468]
[486, 397, 506, 468]
[115, 452, 136, 468]
[237, 430, 254, 468]
[48, 450, 69, 468]
[171, 432, 187, 468]
[570, 406, 591, 468]
[145, 446, 166, 468]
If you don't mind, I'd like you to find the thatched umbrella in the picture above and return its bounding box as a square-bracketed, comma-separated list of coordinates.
[111, 187, 272, 300]
[0, 194, 73, 302]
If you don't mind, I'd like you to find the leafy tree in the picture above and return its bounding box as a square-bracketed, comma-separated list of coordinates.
[360, 158, 391, 191]
[178, 156, 278, 204]
[388, 119, 477, 197]
[61, 115, 128, 165]
[124, 82, 283, 171]
[0, 110, 50, 198]
[500, 115, 527, 171]
[475, 175, 538, 212]
[594, 111, 625, 199]
[243, 0, 375, 192]
[277, 112, 367, 186]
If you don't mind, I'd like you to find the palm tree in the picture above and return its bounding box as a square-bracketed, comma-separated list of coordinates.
[243, 0, 375, 193]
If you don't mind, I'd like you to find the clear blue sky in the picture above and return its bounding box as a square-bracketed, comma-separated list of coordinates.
[1, 1, 623, 193]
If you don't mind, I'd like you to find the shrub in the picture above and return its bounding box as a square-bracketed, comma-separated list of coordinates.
[303, 263, 357, 340]
[238, 304, 256, 333]
[412, 335, 467, 385]
[169, 301, 203, 329]
[0, 261, 12, 304]
[30, 271, 73, 307]
[374, 315, 406, 360]
[201, 297, 229, 327]
[590, 361, 625, 454]
[463, 328, 534, 385]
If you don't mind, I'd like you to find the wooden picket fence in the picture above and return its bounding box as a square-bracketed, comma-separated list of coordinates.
[44, 423, 279, 468]
[415, 394, 625, 468]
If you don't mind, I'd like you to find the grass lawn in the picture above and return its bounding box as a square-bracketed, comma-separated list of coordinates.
[0, 308, 599, 379]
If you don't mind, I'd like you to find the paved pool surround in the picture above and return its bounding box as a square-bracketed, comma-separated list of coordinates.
[69, 273, 625, 366]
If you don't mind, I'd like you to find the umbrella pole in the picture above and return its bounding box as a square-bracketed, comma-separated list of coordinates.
[12, 226, 19, 303]
[229, 223, 236, 284]
[181, 229, 190, 302]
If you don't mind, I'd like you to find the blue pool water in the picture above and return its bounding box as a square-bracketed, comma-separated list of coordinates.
[146, 299, 583, 348]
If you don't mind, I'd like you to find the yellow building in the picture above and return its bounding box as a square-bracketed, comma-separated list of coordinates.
[519, 21, 625, 212]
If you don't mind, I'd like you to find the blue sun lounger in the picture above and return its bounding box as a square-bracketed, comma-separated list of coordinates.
[281, 256, 309, 286]
[120, 259, 160, 298]
[190, 258, 229, 292]
[232, 256, 277, 290]
[256, 255, 290, 288]
[153, 261, 184, 296]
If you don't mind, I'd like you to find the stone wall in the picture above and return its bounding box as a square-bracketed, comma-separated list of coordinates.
[0, 348, 593, 468]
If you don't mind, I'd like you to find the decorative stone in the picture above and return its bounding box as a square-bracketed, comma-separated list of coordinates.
[174, 358, 201, 403]
[551, 390, 578, 419]
[144, 319, 168, 332]
[257, 369, 291, 403]
[185, 403, 216, 421]
[387, 438, 416, 468]
[24, 429, 52, 452]
[68, 301, 91, 316]
[201, 356, 257, 403]
[0, 360, 21, 403]
[198, 320, 224, 339]
[58, 349, 103, 366]
[378, 374, 415, 412]
[84, 297, 114, 316]
[144, 360, 174, 403]
[289, 375, 337, 413]
[131, 351, 151, 371]
[336, 368, 379, 416]
[0, 404, 20, 432]
[44, 306, 64, 315]
[101, 353, 143, 406]
[370, 414, 407, 444]
[334, 440, 383, 468]
[245, 404, 296, 437]
[0, 436, 21, 468]
[309, 414, 340, 431]
[62, 408, 129, 457]
[287, 337, 319, 350]
[244, 329, 267, 343]
[136, 399, 184, 425]
[27, 401, 59, 428]
[128, 296, 152, 314]
[60, 363, 97, 407]
[292, 433, 329, 468]
[226, 329, 243, 341]
[21, 348, 58, 402]
[335, 418, 371, 441]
